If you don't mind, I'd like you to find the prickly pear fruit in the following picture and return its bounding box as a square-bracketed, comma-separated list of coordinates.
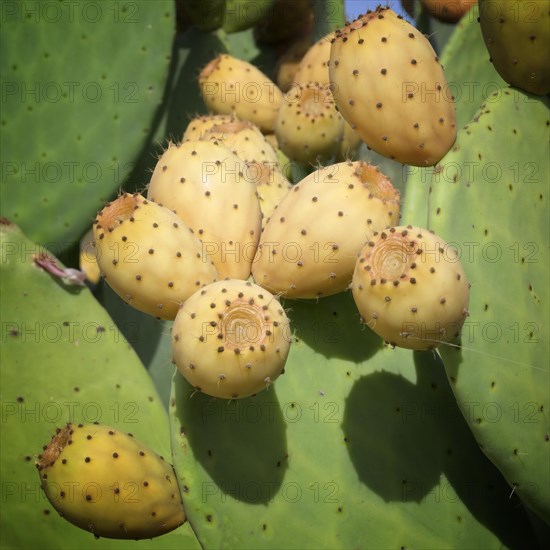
[252, 161, 400, 299]
[36, 422, 186, 539]
[329, 6, 457, 166]
[263, 133, 298, 179]
[93, 193, 217, 320]
[199, 119, 279, 165]
[182, 114, 235, 142]
[293, 32, 333, 87]
[420, 0, 477, 23]
[79, 228, 100, 285]
[337, 121, 363, 161]
[172, 279, 291, 399]
[245, 160, 292, 223]
[275, 83, 344, 163]
[199, 54, 283, 133]
[478, 0, 550, 95]
[276, 37, 312, 91]
[147, 141, 262, 280]
[351, 225, 470, 350]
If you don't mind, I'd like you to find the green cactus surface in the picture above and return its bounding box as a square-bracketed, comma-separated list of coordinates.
[428, 88, 550, 524]
[402, 3, 507, 227]
[0, 219, 199, 549]
[0, 1, 174, 251]
[169, 291, 538, 549]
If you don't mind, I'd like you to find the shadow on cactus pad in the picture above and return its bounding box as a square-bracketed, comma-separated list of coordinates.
[343, 350, 538, 549]
[123, 28, 229, 195]
[173, 375, 288, 504]
[286, 292, 381, 363]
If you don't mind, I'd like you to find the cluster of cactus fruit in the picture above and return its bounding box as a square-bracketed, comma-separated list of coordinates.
[1, 0, 547, 546]
[92, 4, 474, 405]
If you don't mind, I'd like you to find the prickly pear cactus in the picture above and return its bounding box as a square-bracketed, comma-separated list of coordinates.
[0, 1, 174, 250]
[0, 220, 199, 549]
[3, 0, 549, 547]
[402, 3, 507, 227]
[427, 89, 550, 524]
[169, 292, 538, 548]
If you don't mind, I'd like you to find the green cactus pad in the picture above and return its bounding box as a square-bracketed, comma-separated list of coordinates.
[438, 4, 507, 130]
[0, 1, 174, 251]
[170, 291, 537, 548]
[428, 89, 550, 523]
[222, 0, 274, 33]
[0, 220, 199, 549]
[402, 3, 507, 227]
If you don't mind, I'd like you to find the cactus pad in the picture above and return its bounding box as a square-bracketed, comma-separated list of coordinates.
[402, 3, 507, 227]
[170, 291, 538, 548]
[0, 1, 174, 249]
[0, 220, 199, 549]
[428, 88, 550, 523]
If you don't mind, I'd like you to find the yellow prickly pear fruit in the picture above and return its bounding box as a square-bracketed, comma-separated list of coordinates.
[352, 225, 471, 350]
[199, 119, 279, 165]
[199, 54, 283, 133]
[37, 422, 186, 539]
[275, 83, 344, 164]
[93, 193, 218, 320]
[182, 114, 235, 142]
[329, 6, 457, 166]
[172, 279, 291, 399]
